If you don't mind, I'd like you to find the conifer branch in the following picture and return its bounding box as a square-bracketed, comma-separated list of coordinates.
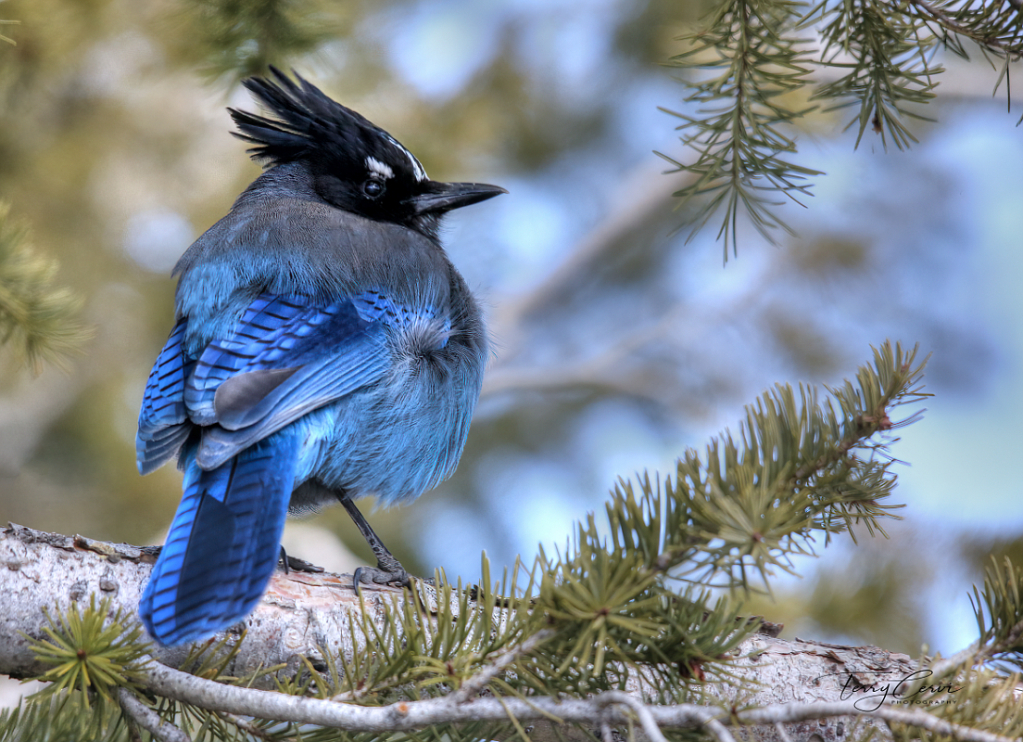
[964, 556, 1023, 673]
[0, 204, 85, 371]
[734, 702, 1020, 742]
[774, 720, 796, 742]
[169, 0, 341, 82]
[905, 0, 1003, 51]
[663, 0, 821, 261]
[108, 660, 1023, 742]
[451, 630, 554, 703]
[0, 19, 16, 46]
[902, 0, 1023, 60]
[600, 341, 928, 592]
[596, 691, 673, 742]
[117, 687, 189, 742]
[214, 710, 281, 741]
[664, 0, 1023, 254]
[812, 0, 941, 151]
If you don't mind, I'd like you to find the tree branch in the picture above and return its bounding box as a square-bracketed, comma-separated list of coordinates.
[597, 691, 673, 742]
[903, 0, 1019, 56]
[451, 630, 554, 703]
[135, 661, 1019, 742]
[117, 687, 190, 742]
[2, 524, 1011, 742]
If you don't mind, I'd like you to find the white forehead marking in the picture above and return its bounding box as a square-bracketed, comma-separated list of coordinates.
[366, 156, 394, 180]
[385, 134, 428, 182]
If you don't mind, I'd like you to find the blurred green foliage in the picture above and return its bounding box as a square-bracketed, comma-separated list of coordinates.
[0, 203, 84, 370]
[165, 0, 351, 82]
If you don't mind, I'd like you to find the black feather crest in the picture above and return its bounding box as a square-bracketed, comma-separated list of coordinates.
[228, 67, 382, 168]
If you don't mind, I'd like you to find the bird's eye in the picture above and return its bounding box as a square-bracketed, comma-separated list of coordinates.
[362, 179, 385, 198]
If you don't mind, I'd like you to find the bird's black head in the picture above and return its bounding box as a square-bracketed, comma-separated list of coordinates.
[229, 68, 505, 239]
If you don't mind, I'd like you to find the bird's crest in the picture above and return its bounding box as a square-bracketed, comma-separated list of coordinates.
[229, 67, 428, 182]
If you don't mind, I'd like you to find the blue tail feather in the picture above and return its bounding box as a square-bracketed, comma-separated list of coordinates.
[139, 433, 301, 646]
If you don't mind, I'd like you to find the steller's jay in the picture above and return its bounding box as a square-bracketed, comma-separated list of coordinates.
[136, 68, 505, 646]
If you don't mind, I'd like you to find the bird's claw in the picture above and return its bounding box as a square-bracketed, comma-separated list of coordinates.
[283, 555, 325, 574]
[279, 545, 324, 575]
[352, 565, 411, 593]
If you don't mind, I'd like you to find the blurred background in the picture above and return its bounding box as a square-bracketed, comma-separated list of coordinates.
[0, 0, 1021, 663]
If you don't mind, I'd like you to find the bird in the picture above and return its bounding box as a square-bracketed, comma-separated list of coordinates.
[135, 67, 505, 646]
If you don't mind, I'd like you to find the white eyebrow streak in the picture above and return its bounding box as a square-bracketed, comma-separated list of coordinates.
[366, 156, 394, 180]
[406, 151, 428, 182]
[385, 134, 428, 182]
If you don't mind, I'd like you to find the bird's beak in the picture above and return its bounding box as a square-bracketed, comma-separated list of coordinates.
[409, 181, 507, 215]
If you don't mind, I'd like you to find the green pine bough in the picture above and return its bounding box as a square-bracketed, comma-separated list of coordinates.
[9, 341, 1023, 741]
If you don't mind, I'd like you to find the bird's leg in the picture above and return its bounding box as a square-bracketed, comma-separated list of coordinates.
[338, 495, 411, 589]
[278, 545, 325, 574]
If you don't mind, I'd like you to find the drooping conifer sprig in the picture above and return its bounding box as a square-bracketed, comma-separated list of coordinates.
[810, 0, 942, 150]
[901, 0, 1023, 123]
[666, 0, 1023, 255]
[662, 0, 822, 262]
[169, 0, 343, 82]
[0, 203, 84, 371]
[901, 0, 1023, 69]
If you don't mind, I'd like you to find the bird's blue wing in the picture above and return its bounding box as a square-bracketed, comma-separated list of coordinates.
[137, 319, 197, 475]
[184, 294, 392, 470]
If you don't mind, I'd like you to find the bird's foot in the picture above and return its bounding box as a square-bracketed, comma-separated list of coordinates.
[284, 555, 325, 573]
[352, 561, 411, 591]
[279, 546, 325, 575]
